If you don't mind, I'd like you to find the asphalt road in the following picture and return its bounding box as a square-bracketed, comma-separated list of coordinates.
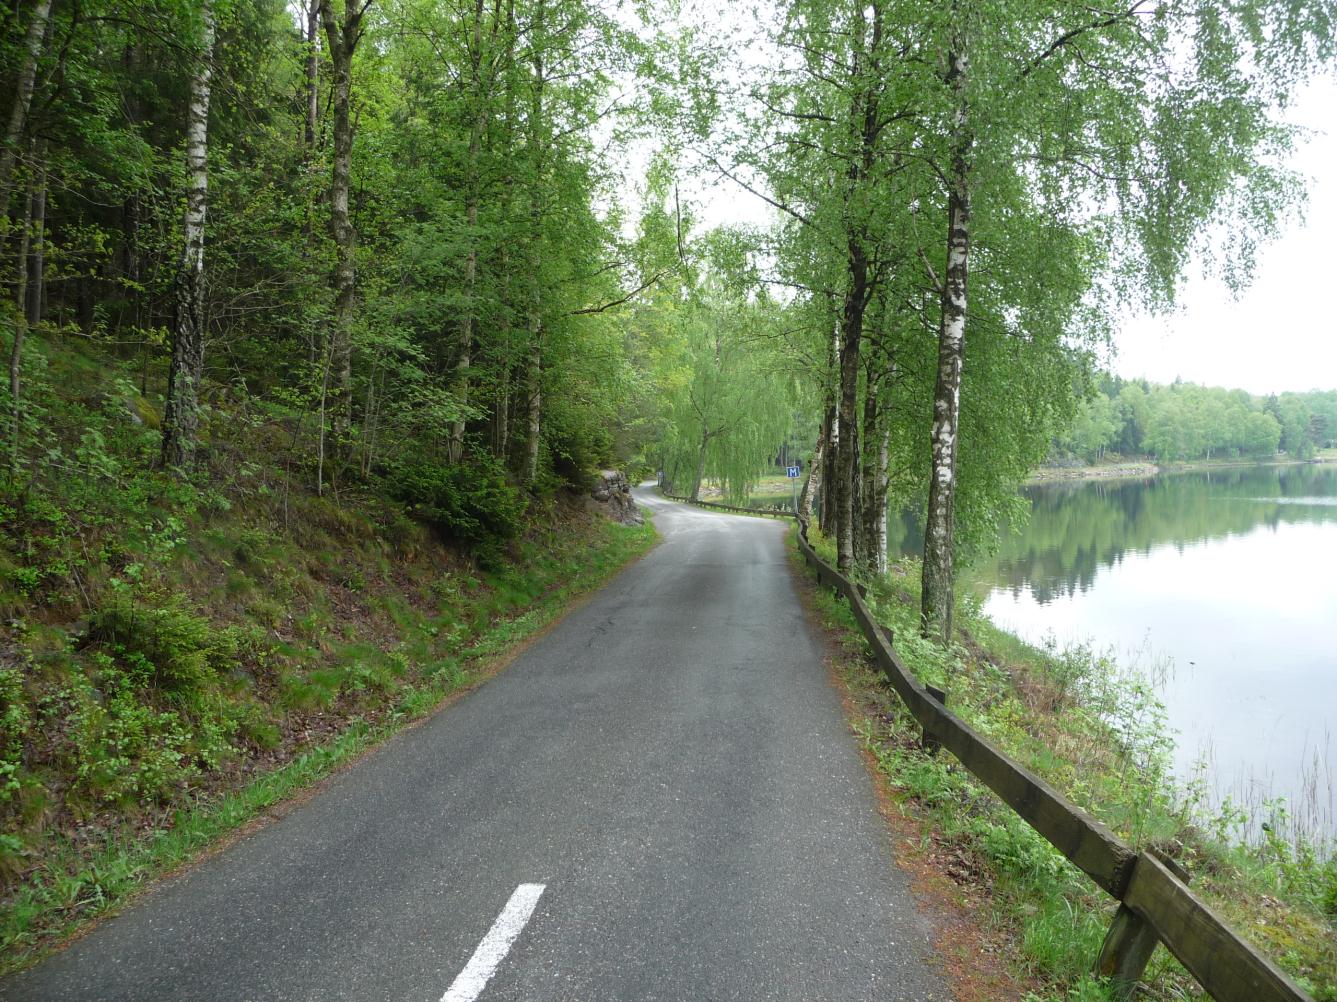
[6, 490, 947, 1002]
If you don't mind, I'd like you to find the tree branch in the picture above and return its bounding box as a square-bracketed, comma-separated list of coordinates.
[1018, 1, 1151, 81]
[569, 270, 670, 315]
[702, 153, 829, 240]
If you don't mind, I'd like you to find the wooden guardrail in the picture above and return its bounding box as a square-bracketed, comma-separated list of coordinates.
[662, 491, 1313, 1002]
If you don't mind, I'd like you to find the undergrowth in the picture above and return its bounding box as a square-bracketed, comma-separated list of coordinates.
[0, 336, 658, 972]
[795, 529, 1336, 1001]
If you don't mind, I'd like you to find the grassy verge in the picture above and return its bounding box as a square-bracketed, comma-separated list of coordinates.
[0, 514, 656, 975]
[792, 528, 1336, 1001]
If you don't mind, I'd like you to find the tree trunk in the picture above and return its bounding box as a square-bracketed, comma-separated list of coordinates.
[448, 0, 491, 465]
[0, 0, 52, 216]
[494, 360, 510, 458]
[690, 426, 709, 501]
[320, 0, 367, 451]
[833, 0, 880, 571]
[492, 260, 513, 462]
[859, 370, 891, 577]
[874, 422, 889, 572]
[305, 0, 321, 150]
[819, 321, 840, 537]
[9, 170, 34, 474]
[449, 193, 478, 465]
[835, 248, 866, 571]
[161, 0, 216, 470]
[859, 361, 884, 574]
[491, 0, 518, 463]
[450, 128, 485, 463]
[521, 327, 541, 483]
[519, 0, 544, 485]
[921, 19, 971, 641]
[798, 424, 824, 526]
[24, 144, 45, 328]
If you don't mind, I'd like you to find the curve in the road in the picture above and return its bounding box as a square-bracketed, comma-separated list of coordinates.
[5, 489, 947, 1002]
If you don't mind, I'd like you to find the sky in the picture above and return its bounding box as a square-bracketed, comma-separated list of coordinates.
[1111, 77, 1337, 396]
[684, 64, 1337, 397]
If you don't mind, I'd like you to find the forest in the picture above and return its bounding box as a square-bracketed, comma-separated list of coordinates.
[1054, 378, 1337, 464]
[2, 0, 1337, 972]
[2, 0, 1334, 630]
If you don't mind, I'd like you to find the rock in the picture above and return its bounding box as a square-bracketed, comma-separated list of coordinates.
[588, 469, 642, 525]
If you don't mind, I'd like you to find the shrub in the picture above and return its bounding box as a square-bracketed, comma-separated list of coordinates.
[69, 660, 194, 806]
[85, 595, 235, 699]
[384, 455, 525, 567]
[0, 666, 30, 808]
[543, 401, 613, 488]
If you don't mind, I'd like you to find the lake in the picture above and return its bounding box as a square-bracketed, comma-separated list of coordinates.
[930, 464, 1337, 842]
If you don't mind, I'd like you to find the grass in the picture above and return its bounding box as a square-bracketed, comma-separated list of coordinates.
[0, 515, 656, 975]
[0, 324, 664, 974]
[792, 527, 1336, 1001]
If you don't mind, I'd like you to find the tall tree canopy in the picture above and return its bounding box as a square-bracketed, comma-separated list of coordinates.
[1, 0, 1333, 630]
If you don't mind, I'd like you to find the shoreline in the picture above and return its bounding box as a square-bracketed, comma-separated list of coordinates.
[791, 522, 1336, 997]
[1025, 454, 1335, 485]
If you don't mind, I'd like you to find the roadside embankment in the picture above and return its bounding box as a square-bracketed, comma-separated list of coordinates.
[0, 342, 657, 973]
[794, 529, 1336, 1001]
[0, 486, 655, 973]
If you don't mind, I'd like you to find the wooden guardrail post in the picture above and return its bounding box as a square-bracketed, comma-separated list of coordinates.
[1095, 851, 1185, 998]
[921, 685, 946, 755]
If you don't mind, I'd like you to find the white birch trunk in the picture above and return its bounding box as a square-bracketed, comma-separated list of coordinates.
[305, 0, 320, 150]
[798, 427, 823, 526]
[161, 0, 216, 469]
[921, 24, 971, 641]
[0, 0, 52, 215]
[9, 172, 33, 471]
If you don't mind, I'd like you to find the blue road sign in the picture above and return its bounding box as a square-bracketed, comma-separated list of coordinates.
[786, 466, 800, 478]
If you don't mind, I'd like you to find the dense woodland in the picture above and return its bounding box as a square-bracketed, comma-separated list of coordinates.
[2, 0, 1337, 953]
[0, 0, 669, 502]
[2, 0, 1334, 627]
[1055, 379, 1337, 463]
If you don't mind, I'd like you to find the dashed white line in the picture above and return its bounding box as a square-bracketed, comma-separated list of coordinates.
[439, 883, 546, 1002]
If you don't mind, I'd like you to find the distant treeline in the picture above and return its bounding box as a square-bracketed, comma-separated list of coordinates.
[1054, 377, 1337, 464]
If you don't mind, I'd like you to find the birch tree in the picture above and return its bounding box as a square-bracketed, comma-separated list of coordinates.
[919, 0, 971, 637]
[318, 0, 374, 481]
[161, 0, 217, 469]
[0, 0, 53, 216]
[917, 0, 1335, 639]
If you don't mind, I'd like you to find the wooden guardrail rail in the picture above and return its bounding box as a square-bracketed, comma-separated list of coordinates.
[662, 491, 1314, 1002]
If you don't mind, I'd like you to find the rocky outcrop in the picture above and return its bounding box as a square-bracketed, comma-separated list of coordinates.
[589, 469, 642, 525]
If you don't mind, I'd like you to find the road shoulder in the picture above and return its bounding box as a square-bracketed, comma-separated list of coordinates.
[782, 526, 1041, 1001]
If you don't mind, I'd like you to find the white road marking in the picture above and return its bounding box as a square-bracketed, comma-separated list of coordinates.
[440, 883, 546, 1002]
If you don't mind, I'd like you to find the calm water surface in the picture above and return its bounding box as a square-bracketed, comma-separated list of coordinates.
[955, 465, 1337, 837]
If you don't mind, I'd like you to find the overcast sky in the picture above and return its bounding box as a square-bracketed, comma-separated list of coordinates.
[685, 68, 1337, 397]
[1112, 77, 1337, 396]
